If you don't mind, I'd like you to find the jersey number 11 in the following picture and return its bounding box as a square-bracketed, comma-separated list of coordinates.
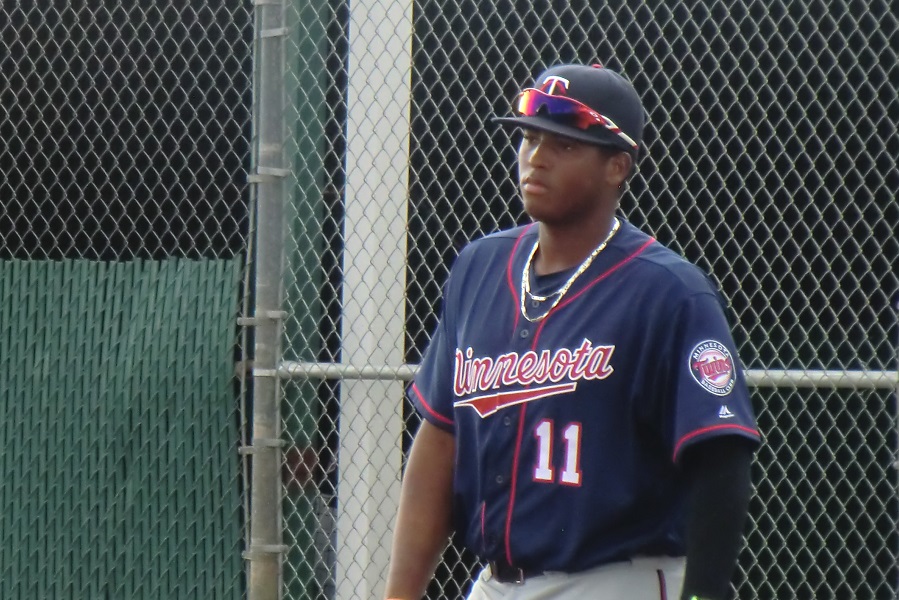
[533, 420, 582, 486]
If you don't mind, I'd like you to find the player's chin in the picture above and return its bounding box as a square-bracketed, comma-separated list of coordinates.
[521, 194, 554, 221]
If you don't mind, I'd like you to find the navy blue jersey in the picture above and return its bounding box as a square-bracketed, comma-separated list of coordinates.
[408, 219, 760, 574]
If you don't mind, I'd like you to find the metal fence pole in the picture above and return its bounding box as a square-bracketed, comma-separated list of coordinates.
[247, 1, 289, 599]
[895, 297, 899, 474]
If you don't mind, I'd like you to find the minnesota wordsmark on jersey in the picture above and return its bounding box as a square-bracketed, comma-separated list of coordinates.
[408, 219, 760, 575]
[452, 340, 614, 417]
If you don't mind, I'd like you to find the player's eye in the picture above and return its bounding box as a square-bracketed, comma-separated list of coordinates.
[520, 131, 538, 146]
[553, 137, 581, 152]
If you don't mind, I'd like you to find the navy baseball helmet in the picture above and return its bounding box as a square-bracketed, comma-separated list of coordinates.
[494, 63, 645, 157]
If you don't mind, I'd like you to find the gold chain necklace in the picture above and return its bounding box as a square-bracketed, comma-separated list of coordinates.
[520, 218, 620, 323]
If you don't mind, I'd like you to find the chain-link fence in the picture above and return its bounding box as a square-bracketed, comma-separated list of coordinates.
[279, 1, 898, 600]
[0, 2, 251, 598]
[2, 1, 897, 599]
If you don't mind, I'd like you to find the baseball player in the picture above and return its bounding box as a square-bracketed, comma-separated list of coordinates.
[385, 62, 760, 600]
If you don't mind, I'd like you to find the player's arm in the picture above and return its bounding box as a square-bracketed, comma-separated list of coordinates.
[384, 420, 455, 600]
[678, 436, 755, 600]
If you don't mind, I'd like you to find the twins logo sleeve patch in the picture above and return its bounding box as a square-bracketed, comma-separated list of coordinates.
[688, 340, 736, 396]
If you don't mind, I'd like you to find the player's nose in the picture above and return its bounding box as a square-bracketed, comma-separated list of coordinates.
[523, 136, 550, 167]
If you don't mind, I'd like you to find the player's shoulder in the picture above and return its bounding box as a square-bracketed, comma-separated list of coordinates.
[465, 224, 533, 249]
[618, 220, 719, 297]
[453, 224, 534, 269]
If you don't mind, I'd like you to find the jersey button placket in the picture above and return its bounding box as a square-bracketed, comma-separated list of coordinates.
[519, 328, 530, 339]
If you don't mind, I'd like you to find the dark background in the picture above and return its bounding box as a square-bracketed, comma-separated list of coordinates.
[0, 2, 252, 260]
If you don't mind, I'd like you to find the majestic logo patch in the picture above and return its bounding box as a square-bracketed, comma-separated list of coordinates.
[689, 340, 736, 396]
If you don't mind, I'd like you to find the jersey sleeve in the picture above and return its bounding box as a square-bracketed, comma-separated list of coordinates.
[408, 314, 456, 432]
[664, 291, 761, 463]
[407, 273, 459, 432]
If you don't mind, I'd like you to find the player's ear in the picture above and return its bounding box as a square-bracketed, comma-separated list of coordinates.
[605, 150, 632, 188]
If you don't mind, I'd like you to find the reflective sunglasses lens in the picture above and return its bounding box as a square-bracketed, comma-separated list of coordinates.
[517, 89, 579, 117]
[516, 90, 538, 115]
[512, 89, 637, 148]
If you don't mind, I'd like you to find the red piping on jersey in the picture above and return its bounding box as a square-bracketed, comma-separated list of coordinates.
[535, 237, 656, 340]
[672, 423, 760, 462]
[504, 402, 530, 564]
[506, 223, 538, 332]
[503, 234, 655, 565]
[657, 569, 667, 599]
[486, 224, 532, 562]
[410, 382, 453, 426]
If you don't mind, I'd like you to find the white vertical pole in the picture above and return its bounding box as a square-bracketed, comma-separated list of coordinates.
[337, 1, 413, 599]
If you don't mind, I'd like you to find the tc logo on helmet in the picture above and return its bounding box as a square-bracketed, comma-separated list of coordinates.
[540, 75, 570, 95]
[689, 340, 736, 396]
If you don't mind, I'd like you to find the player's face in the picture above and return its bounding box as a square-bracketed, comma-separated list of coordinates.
[517, 128, 629, 226]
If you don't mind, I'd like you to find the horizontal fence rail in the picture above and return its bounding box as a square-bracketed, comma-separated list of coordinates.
[277, 361, 899, 389]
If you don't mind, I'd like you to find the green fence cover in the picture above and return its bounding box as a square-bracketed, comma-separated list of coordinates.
[0, 259, 243, 599]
